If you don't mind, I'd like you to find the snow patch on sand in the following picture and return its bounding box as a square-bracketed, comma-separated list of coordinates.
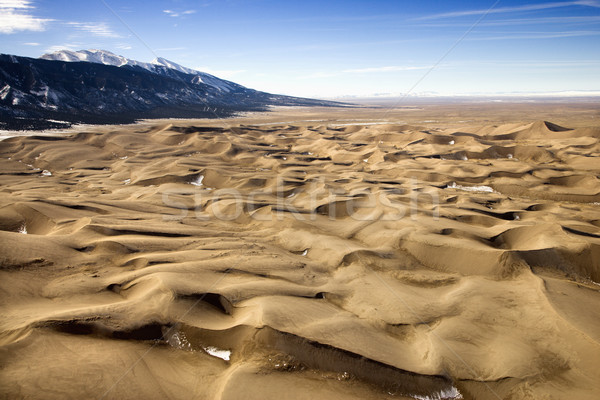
[166, 331, 193, 351]
[412, 386, 463, 400]
[204, 346, 231, 361]
[447, 182, 495, 193]
[191, 175, 204, 186]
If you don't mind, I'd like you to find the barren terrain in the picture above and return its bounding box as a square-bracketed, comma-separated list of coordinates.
[1, 102, 599, 399]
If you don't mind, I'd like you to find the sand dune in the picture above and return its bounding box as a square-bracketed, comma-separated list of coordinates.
[1, 113, 599, 399]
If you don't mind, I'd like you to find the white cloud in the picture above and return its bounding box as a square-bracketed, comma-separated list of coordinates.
[65, 21, 120, 38]
[419, 0, 600, 20]
[0, 0, 31, 7]
[163, 9, 196, 18]
[116, 43, 132, 50]
[23, 41, 39, 45]
[0, 0, 52, 34]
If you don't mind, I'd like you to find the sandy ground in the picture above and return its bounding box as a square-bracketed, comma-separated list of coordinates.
[0, 102, 599, 399]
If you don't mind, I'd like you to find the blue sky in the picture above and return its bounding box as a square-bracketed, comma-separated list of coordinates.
[1, 0, 599, 97]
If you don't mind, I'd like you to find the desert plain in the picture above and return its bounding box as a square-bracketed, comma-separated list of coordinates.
[0, 101, 599, 399]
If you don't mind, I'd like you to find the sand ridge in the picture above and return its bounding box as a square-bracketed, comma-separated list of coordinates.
[0, 116, 599, 399]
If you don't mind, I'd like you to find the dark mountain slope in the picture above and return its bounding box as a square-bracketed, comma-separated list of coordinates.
[0, 54, 347, 130]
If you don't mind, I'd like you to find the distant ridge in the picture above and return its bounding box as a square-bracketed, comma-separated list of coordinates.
[1, 50, 349, 130]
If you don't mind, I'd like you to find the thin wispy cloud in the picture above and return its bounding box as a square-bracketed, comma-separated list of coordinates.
[163, 9, 196, 18]
[298, 65, 434, 79]
[22, 41, 39, 45]
[44, 43, 80, 53]
[468, 30, 600, 40]
[0, 0, 52, 34]
[65, 21, 121, 38]
[450, 59, 600, 68]
[499, 61, 597, 68]
[343, 65, 433, 73]
[419, 0, 600, 20]
[419, 15, 600, 27]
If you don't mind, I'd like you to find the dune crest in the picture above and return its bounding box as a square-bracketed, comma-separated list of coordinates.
[0, 117, 599, 399]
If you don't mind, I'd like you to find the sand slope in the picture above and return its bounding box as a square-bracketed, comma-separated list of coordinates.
[0, 117, 599, 399]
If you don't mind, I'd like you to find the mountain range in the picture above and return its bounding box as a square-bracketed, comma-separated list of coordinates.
[0, 49, 347, 130]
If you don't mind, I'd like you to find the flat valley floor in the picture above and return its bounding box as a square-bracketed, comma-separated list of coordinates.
[1, 101, 599, 399]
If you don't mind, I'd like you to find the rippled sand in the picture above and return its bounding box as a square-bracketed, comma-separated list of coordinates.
[1, 104, 599, 399]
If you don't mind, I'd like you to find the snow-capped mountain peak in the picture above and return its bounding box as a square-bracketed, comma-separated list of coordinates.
[41, 49, 127, 66]
[41, 49, 161, 71]
[40, 49, 238, 92]
[151, 57, 199, 75]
